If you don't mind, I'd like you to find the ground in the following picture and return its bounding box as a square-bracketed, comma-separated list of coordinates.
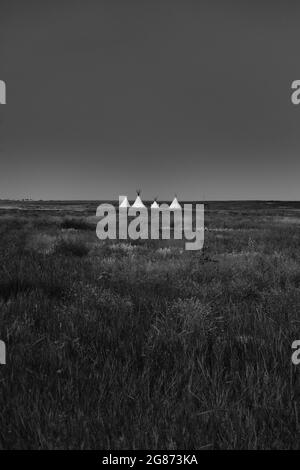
[0, 200, 300, 449]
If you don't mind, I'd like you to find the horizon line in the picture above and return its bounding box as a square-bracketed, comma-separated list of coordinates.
[1, 198, 300, 203]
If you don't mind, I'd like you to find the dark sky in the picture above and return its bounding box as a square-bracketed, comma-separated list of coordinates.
[1, 0, 300, 200]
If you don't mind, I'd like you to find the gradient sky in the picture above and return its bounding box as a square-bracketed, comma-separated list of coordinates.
[1, 0, 300, 200]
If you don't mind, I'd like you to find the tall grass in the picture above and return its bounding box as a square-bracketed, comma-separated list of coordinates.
[0, 204, 300, 449]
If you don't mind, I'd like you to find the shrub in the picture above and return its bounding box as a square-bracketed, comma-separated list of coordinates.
[55, 237, 90, 257]
[61, 217, 92, 231]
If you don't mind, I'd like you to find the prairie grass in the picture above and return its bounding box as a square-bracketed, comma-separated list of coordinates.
[0, 202, 300, 449]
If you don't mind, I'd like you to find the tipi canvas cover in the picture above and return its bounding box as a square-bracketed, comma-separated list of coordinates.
[170, 196, 181, 210]
[151, 199, 159, 209]
[119, 195, 130, 208]
[132, 192, 146, 208]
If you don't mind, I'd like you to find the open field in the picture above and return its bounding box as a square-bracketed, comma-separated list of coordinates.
[0, 200, 300, 449]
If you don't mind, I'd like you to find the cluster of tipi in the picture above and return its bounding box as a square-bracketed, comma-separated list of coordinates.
[119, 190, 181, 210]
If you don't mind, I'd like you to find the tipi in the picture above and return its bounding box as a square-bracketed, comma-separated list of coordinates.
[151, 197, 159, 209]
[119, 195, 130, 208]
[132, 190, 146, 208]
[170, 194, 181, 210]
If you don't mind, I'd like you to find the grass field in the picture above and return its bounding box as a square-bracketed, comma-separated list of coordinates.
[0, 200, 300, 449]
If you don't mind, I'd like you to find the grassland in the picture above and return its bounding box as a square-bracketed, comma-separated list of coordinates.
[0, 200, 300, 449]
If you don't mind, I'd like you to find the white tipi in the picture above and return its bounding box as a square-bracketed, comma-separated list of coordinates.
[151, 197, 159, 209]
[119, 195, 130, 208]
[132, 190, 146, 208]
[170, 194, 181, 210]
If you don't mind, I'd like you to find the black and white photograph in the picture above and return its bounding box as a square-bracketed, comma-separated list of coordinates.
[1, 0, 300, 454]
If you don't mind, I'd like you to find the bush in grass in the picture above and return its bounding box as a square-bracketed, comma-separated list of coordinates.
[61, 217, 92, 231]
[26, 233, 57, 255]
[55, 236, 90, 257]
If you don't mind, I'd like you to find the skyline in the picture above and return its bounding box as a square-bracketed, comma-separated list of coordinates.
[1, 1, 300, 200]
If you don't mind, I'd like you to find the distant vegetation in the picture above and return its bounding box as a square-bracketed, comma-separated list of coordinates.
[0, 201, 300, 449]
[60, 217, 93, 231]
